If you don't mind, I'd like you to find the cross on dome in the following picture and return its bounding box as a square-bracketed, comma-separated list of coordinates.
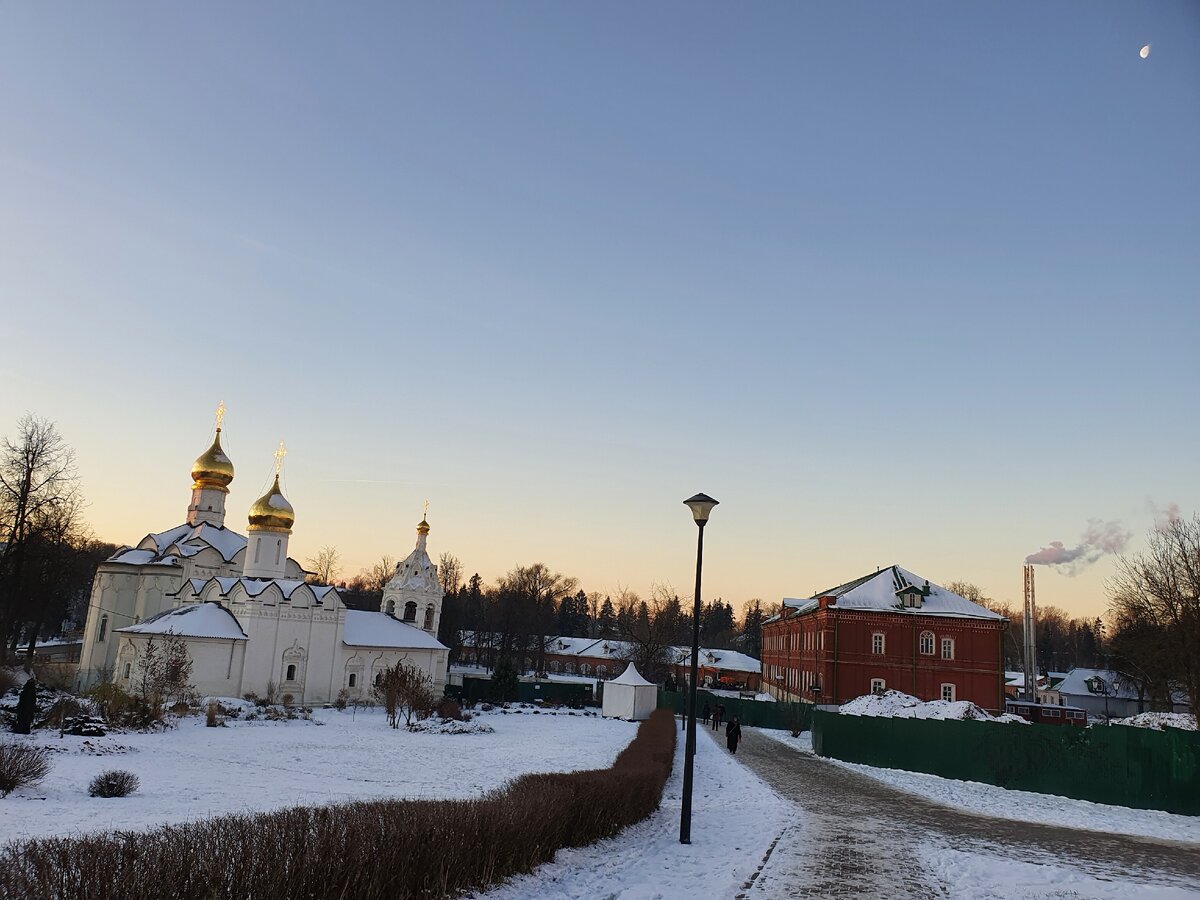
[214, 400, 227, 431]
[273, 440, 287, 475]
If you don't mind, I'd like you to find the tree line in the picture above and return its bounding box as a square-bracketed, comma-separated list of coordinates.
[0, 415, 116, 668]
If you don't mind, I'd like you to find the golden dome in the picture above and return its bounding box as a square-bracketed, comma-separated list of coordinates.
[247, 475, 295, 532]
[191, 429, 235, 491]
[416, 518, 430, 536]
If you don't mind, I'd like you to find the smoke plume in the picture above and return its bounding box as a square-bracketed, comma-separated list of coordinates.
[1025, 519, 1132, 575]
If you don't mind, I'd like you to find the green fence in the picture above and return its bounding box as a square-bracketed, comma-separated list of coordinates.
[657, 689, 812, 733]
[812, 709, 1200, 816]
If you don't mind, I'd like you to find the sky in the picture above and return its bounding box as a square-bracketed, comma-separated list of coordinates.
[1, 2, 1197, 620]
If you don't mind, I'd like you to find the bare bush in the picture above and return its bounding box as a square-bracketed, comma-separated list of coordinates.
[205, 701, 219, 727]
[0, 711, 676, 897]
[88, 770, 139, 798]
[0, 742, 51, 797]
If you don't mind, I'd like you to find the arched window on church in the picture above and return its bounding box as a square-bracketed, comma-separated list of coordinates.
[386, 599, 395, 616]
[403, 601, 417, 622]
[285, 664, 297, 681]
[374, 671, 382, 686]
[98, 615, 108, 643]
[348, 673, 357, 688]
[423, 606, 434, 630]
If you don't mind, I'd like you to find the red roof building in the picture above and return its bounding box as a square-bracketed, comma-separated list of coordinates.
[761, 566, 1007, 712]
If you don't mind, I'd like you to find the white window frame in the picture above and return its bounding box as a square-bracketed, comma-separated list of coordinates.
[941, 637, 955, 660]
[870, 678, 886, 695]
[940, 683, 955, 702]
[919, 631, 934, 655]
[871, 632, 885, 655]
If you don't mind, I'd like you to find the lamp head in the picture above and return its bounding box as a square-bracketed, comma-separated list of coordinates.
[683, 493, 719, 524]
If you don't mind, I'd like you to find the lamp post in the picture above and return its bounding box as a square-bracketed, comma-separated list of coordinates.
[679, 492, 718, 845]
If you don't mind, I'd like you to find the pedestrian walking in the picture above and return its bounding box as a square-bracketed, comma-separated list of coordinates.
[701, 702, 711, 726]
[726, 716, 742, 754]
[712, 703, 724, 730]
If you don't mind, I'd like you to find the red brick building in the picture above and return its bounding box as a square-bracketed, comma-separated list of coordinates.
[761, 566, 1006, 712]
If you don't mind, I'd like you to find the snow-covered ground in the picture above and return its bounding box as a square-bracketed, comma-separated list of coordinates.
[478, 719, 796, 899]
[762, 730, 1200, 845]
[919, 843, 1199, 900]
[0, 705, 637, 844]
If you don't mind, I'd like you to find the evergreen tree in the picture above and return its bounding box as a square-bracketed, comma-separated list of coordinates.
[741, 599, 765, 658]
[597, 597, 617, 637]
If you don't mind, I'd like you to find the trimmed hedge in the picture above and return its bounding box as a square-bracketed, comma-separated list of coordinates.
[0, 709, 675, 899]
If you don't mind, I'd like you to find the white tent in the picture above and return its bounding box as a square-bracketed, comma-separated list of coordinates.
[602, 663, 658, 721]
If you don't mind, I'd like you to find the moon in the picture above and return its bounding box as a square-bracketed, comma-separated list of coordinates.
[1140, 44, 1151, 59]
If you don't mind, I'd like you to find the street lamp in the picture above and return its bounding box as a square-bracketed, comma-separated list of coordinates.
[679, 492, 718, 845]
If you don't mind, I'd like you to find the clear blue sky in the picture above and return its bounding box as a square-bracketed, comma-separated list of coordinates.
[2, 2, 1197, 617]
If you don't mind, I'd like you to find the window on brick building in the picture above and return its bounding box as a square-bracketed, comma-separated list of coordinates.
[871, 632, 885, 654]
[941, 637, 955, 660]
[940, 683, 955, 702]
[919, 631, 934, 655]
[870, 678, 886, 695]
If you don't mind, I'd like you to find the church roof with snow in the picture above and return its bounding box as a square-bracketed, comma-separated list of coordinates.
[775, 565, 1003, 621]
[172, 576, 340, 605]
[117, 602, 247, 640]
[343, 610, 447, 650]
[107, 522, 248, 567]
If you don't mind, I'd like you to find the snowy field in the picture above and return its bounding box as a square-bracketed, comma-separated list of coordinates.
[0, 706, 638, 844]
[761, 730, 1200, 845]
[478, 719, 796, 899]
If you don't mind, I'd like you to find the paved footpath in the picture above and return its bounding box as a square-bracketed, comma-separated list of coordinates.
[727, 728, 1200, 899]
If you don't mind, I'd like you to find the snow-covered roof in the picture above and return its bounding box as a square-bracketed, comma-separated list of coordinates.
[667, 646, 762, 674]
[117, 602, 247, 640]
[343, 610, 447, 650]
[176, 576, 340, 606]
[782, 566, 1003, 621]
[1056, 668, 1145, 701]
[608, 663, 655, 687]
[109, 522, 248, 568]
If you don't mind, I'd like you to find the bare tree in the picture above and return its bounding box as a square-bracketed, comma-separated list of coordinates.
[438, 552, 463, 596]
[134, 634, 195, 719]
[365, 556, 397, 593]
[499, 563, 578, 675]
[1107, 513, 1200, 713]
[305, 546, 342, 585]
[616, 584, 684, 683]
[374, 660, 435, 729]
[0, 415, 81, 663]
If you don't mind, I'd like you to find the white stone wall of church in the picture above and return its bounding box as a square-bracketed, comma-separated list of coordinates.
[242, 531, 291, 580]
[77, 568, 180, 689]
[233, 605, 343, 705]
[114, 634, 246, 699]
[338, 647, 447, 699]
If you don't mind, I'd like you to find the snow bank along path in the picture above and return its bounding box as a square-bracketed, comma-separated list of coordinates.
[0, 706, 637, 844]
[762, 730, 1200, 846]
[478, 719, 796, 900]
[840, 689, 1027, 724]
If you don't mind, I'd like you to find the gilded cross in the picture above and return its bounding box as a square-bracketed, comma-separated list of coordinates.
[214, 400, 227, 431]
[423, 499, 430, 519]
[274, 440, 287, 475]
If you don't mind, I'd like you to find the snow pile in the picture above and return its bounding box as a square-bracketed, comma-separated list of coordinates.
[409, 718, 495, 735]
[840, 690, 1027, 724]
[1111, 712, 1196, 732]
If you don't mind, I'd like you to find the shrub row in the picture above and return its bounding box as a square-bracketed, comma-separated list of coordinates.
[0, 709, 676, 899]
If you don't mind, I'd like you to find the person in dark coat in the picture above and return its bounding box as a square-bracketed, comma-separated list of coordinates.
[726, 716, 742, 754]
[701, 702, 711, 726]
[712, 703, 724, 730]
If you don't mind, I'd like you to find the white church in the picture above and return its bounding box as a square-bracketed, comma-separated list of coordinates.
[76, 412, 448, 704]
